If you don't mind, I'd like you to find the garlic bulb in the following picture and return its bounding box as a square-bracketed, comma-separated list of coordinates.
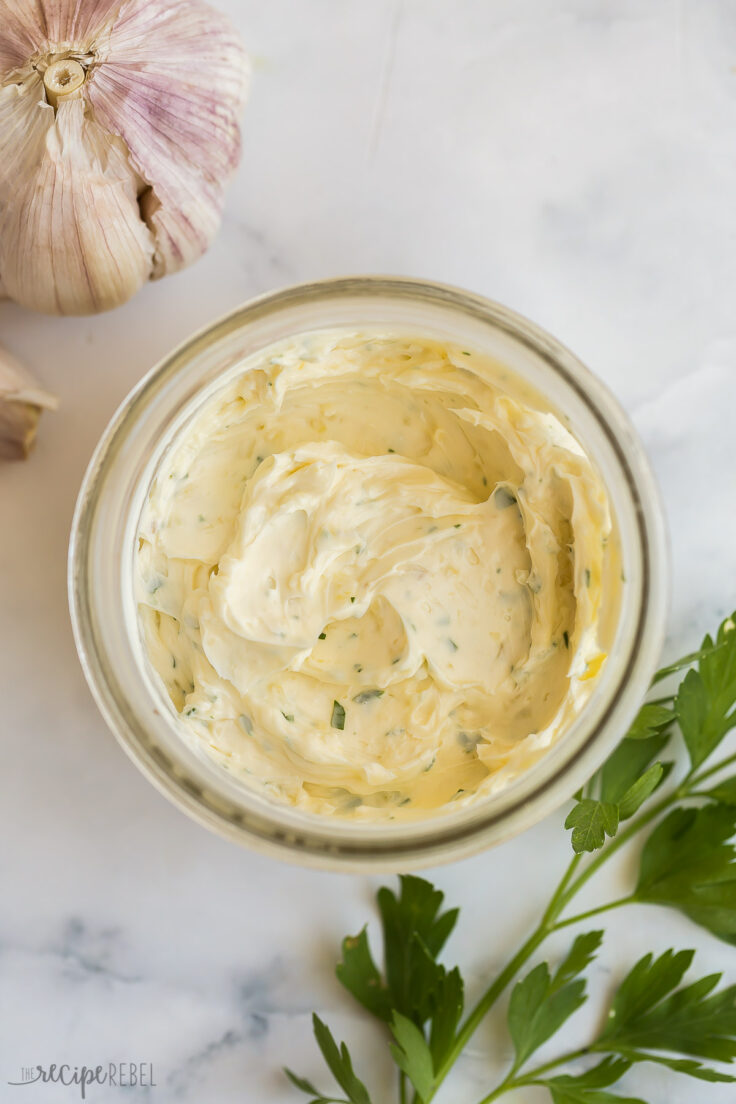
[0, 0, 249, 316]
[0, 344, 57, 460]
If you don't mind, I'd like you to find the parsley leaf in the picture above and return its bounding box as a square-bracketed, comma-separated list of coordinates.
[335, 876, 463, 1075]
[508, 933, 599, 1066]
[624, 703, 676, 741]
[675, 615, 736, 769]
[427, 964, 464, 1069]
[310, 1015, 372, 1104]
[565, 800, 619, 853]
[701, 615, 736, 704]
[565, 700, 675, 854]
[616, 762, 667, 820]
[651, 626, 732, 685]
[676, 669, 712, 768]
[336, 928, 392, 1021]
[595, 948, 736, 1080]
[599, 733, 669, 806]
[377, 875, 459, 1023]
[542, 1056, 644, 1104]
[634, 804, 736, 942]
[553, 931, 605, 985]
[284, 1067, 352, 1103]
[389, 1012, 434, 1101]
[284, 1069, 323, 1095]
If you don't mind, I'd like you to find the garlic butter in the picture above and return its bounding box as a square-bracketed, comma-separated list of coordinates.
[136, 331, 616, 819]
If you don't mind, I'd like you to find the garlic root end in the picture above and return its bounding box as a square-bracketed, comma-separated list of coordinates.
[43, 59, 86, 108]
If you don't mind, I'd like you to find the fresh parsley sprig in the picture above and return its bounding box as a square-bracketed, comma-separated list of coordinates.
[285, 611, 736, 1103]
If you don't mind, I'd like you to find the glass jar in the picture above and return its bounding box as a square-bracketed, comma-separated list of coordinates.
[68, 277, 668, 870]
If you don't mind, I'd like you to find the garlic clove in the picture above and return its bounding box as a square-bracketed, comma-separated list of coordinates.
[0, 83, 155, 315]
[0, 343, 58, 461]
[86, 0, 250, 277]
[0, 402, 43, 461]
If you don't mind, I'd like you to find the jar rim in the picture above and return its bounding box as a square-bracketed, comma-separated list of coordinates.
[68, 276, 669, 870]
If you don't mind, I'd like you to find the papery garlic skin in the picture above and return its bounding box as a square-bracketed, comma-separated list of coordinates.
[0, 344, 57, 460]
[0, 0, 249, 315]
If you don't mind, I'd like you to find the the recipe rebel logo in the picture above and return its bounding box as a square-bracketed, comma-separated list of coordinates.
[7, 1062, 156, 1098]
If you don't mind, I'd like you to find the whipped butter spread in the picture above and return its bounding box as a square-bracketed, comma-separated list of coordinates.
[136, 331, 615, 819]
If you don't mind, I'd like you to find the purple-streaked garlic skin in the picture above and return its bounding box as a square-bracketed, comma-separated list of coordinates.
[0, 0, 250, 315]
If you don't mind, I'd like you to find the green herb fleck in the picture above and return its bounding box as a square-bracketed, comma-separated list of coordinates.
[563, 630, 570, 649]
[281, 711, 294, 722]
[585, 568, 591, 587]
[494, 486, 517, 509]
[458, 731, 484, 752]
[318, 632, 327, 640]
[447, 638, 458, 652]
[331, 701, 346, 730]
[353, 689, 385, 704]
[239, 714, 253, 734]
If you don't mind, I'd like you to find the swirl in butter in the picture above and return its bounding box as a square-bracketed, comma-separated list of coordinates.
[136, 332, 616, 818]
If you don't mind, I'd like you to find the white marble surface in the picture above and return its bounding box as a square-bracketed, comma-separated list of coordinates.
[1, 1, 735, 1101]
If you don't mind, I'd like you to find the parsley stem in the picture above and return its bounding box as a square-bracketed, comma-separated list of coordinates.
[514, 1045, 591, 1084]
[427, 792, 681, 1101]
[426, 853, 587, 1101]
[425, 925, 549, 1101]
[540, 852, 583, 928]
[688, 750, 736, 789]
[424, 775, 693, 1103]
[552, 895, 635, 930]
[472, 1045, 592, 1104]
[399, 1070, 407, 1104]
[471, 1071, 515, 1104]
